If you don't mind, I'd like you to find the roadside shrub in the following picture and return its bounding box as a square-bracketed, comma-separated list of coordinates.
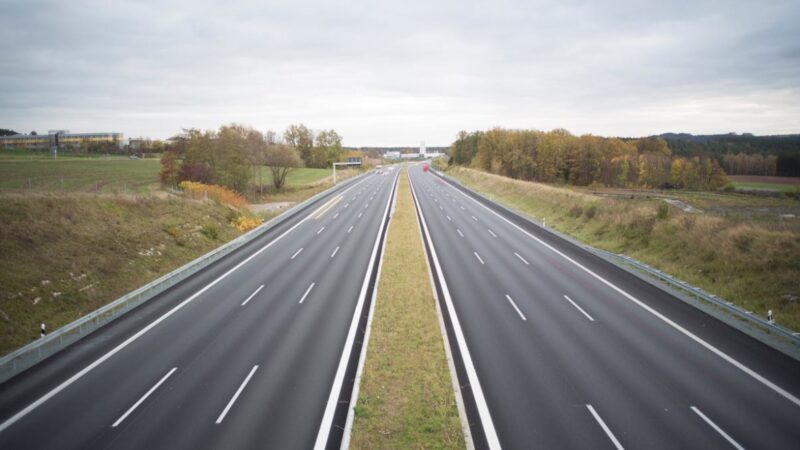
[585, 205, 597, 219]
[179, 163, 215, 184]
[179, 181, 248, 209]
[627, 215, 656, 237]
[200, 224, 220, 240]
[231, 215, 262, 232]
[569, 205, 583, 217]
[732, 230, 755, 252]
[657, 203, 669, 219]
[162, 224, 180, 238]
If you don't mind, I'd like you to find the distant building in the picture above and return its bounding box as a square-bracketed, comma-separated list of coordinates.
[0, 130, 124, 151]
[418, 140, 445, 159]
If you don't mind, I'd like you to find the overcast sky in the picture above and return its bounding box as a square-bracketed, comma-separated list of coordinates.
[1, 0, 799, 146]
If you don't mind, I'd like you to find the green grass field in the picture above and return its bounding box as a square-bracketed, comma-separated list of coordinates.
[732, 181, 799, 193]
[252, 166, 333, 187]
[0, 150, 345, 197]
[0, 157, 161, 194]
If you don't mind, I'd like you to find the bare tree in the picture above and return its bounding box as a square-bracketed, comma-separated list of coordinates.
[264, 144, 303, 189]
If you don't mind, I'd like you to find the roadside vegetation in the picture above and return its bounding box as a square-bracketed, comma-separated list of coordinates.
[450, 128, 728, 190]
[0, 195, 242, 355]
[350, 169, 464, 449]
[0, 128, 363, 356]
[444, 166, 800, 331]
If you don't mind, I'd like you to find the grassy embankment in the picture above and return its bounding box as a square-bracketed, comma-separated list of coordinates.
[0, 196, 242, 355]
[350, 169, 464, 449]
[0, 153, 359, 355]
[445, 167, 800, 331]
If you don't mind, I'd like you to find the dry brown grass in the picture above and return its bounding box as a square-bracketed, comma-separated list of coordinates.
[448, 167, 800, 331]
[349, 169, 464, 449]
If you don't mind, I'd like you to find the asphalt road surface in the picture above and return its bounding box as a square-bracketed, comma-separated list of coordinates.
[0, 169, 399, 449]
[408, 164, 800, 449]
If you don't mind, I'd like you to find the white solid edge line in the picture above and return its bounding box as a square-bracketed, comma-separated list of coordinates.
[514, 252, 529, 265]
[112, 367, 177, 427]
[690, 406, 745, 450]
[216, 365, 259, 424]
[314, 171, 400, 450]
[445, 173, 800, 409]
[340, 172, 399, 450]
[564, 295, 595, 322]
[291, 247, 304, 259]
[407, 173, 501, 449]
[331, 246, 340, 258]
[0, 175, 371, 435]
[299, 283, 316, 304]
[408, 171, 475, 450]
[504, 295, 527, 321]
[586, 404, 624, 450]
[241, 284, 265, 306]
[474, 252, 485, 265]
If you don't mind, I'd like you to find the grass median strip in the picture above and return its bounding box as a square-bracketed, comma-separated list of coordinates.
[349, 169, 465, 449]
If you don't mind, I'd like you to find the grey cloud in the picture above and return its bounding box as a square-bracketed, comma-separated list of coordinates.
[1, 0, 798, 145]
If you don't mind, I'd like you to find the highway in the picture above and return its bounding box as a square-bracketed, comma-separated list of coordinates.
[407, 165, 800, 449]
[0, 169, 399, 449]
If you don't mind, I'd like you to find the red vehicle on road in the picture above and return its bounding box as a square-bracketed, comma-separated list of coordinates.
[422, 163, 429, 172]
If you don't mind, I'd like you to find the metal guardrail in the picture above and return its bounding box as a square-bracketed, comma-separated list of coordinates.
[591, 248, 800, 344]
[431, 169, 800, 348]
[0, 172, 370, 383]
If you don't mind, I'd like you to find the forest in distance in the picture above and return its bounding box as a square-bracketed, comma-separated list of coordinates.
[449, 128, 800, 190]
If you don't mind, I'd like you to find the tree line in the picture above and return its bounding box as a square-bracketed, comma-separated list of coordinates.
[720, 153, 778, 176]
[660, 133, 800, 177]
[450, 128, 728, 190]
[159, 123, 343, 193]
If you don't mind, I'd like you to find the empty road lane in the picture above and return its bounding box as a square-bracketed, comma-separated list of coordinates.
[0, 169, 399, 449]
[408, 165, 800, 449]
